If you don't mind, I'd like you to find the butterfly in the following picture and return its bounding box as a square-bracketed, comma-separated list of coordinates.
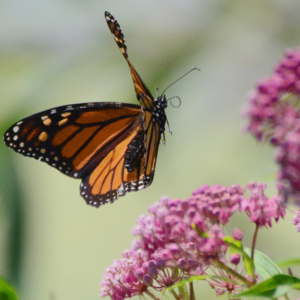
[3, 11, 172, 208]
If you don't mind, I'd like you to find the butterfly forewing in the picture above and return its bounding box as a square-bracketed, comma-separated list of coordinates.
[105, 11, 128, 59]
[4, 102, 141, 174]
[104, 11, 167, 187]
[105, 11, 154, 104]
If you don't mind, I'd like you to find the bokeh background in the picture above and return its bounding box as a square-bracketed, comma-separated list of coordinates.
[1, 1, 300, 299]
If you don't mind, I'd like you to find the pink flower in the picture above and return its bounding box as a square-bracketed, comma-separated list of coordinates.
[244, 47, 300, 204]
[242, 182, 286, 227]
[99, 249, 184, 299]
[291, 209, 300, 232]
[190, 184, 245, 225]
[232, 228, 243, 240]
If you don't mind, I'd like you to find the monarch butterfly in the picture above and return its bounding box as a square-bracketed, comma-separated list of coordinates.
[3, 11, 197, 208]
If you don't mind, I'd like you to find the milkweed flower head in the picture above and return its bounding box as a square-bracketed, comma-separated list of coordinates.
[242, 182, 286, 227]
[291, 208, 300, 232]
[100, 183, 285, 300]
[131, 184, 246, 266]
[244, 47, 300, 204]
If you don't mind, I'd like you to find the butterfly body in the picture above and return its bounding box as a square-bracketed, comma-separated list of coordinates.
[3, 11, 170, 207]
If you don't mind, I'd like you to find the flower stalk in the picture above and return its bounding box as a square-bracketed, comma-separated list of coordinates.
[251, 224, 259, 260]
[189, 282, 195, 300]
[213, 259, 253, 287]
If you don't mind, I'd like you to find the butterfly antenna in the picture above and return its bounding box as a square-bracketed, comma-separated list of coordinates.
[161, 67, 200, 96]
[167, 96, 181, 108]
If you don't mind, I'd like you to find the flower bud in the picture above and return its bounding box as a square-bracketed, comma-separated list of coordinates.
[230, 254, 240, 265]
[148, 267, 158, 279]
[232, 228, 243, 241]
[134, 268, 144, 280]
[177, 258, 187, 269]
[143, 274, 153, 286]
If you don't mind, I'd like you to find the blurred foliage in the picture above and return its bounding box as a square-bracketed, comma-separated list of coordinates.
[0, 278, 18, 300]
[0, 117, 24, 285]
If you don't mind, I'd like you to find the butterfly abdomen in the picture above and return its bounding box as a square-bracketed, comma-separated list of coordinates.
[124, 130, 145, 172]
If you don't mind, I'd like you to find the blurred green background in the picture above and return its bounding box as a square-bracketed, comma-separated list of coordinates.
[1, 1, 300, 299]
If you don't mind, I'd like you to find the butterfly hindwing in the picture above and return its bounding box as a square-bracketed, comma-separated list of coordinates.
[80, 125, 146, 207]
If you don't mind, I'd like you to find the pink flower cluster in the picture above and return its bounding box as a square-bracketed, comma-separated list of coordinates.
[100, 183, 285, 300]
[242, 182, 286, 227]
[244, 48, 300, 202]
[292, 209, 300, 231]
[132, 185, 242, 255]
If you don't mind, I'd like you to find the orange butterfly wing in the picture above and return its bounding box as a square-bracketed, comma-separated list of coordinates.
[4, 102, 149, 206]
[80, 123, 146, 206]
[105, 11, 167, 187]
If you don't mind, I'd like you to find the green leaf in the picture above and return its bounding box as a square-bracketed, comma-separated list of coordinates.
[276, 258, 300, 269]
[224, 238, 255, 279]
[233, 274, 300, 299]
[164, 276, 206, 292]
[223, 236, 242, 248]
[0, 278, 18, 300]
[244, 248, 282, 280]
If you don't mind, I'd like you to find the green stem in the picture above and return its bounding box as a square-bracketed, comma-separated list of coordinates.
[169, 289, 180, 300]
[189, 282, 195, 300]
[251, 224, 259, 260]
[213, 259, 253, 287]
